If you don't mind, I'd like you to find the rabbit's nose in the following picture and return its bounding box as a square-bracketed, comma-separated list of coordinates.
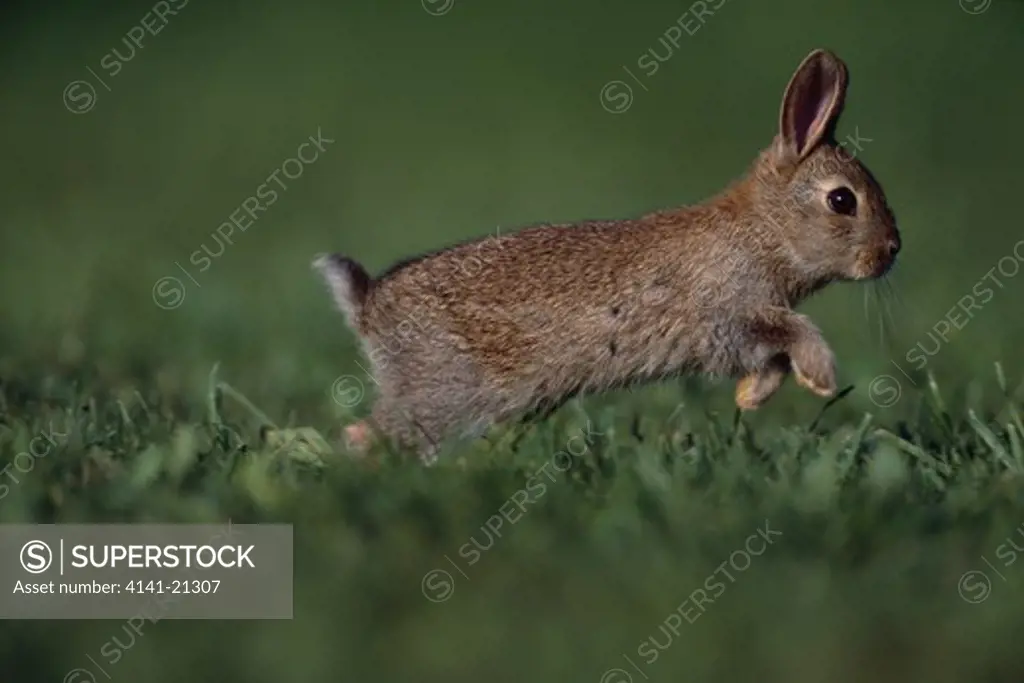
[886, 237, 901, 257]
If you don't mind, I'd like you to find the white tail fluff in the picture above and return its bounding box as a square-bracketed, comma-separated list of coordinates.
[312, 253, 372, 330]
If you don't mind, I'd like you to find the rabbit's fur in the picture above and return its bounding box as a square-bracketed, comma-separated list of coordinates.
[314, 49, 900, 462]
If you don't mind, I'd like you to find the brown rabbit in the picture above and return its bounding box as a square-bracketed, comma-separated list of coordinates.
[314, 48, 900, 462]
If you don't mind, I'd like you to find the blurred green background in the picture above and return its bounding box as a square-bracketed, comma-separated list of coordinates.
[2, 0, 1024, 680]
[2, 0, 1023, 412]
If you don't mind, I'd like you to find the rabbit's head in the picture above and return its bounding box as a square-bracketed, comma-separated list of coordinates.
[750, 49, 900, 285]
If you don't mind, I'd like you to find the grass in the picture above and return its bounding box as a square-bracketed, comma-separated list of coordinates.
[3, 359, 1024, 682]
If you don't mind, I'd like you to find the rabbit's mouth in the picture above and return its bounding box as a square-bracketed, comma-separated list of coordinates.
[852, 248, 897, 280]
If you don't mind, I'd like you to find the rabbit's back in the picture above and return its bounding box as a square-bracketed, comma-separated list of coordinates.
[362, 213, 734, 397]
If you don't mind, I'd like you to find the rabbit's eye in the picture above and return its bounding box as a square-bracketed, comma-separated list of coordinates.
[826, 187, 857, 216]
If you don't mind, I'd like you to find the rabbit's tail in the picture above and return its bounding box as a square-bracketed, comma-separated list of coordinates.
[312, 253, 373, 331]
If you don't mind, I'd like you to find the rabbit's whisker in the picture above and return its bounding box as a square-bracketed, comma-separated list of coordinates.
[883, 273, 906, 313]
[872, 284, 886, 348]
[870, 274, 903, 355]
[861, 284, 885, 348]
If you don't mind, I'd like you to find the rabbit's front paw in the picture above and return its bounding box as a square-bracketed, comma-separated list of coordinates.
[735, 360, 789, 411]
[790, 339, 836, 398]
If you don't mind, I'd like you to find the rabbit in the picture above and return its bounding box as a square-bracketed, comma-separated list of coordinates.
[314, 48, 901, 463]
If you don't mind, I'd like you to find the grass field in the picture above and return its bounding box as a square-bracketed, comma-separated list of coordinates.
[3, 0, 1024, 680]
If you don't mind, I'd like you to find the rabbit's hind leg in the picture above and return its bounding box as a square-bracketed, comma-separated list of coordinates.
[343, 420, 375, 453]
[364, 397, 444, 464]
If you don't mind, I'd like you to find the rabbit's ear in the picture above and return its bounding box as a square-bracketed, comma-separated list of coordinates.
[775, 49, 848, 164]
